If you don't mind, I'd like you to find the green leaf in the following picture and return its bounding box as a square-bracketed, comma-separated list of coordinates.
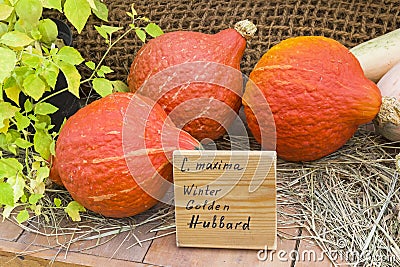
[65, 201, 86, 221]
[92, 78, 113, 97]
[24, 99, 33, 112]
[92, 0, 108, 22]
[96, 66, 113, 78]
[14, 19, 34, 34]
[23, 74, 46, 101]
[98, 25, 123, 36]
[49, 46, 58, 56]
[0, 47, 16, 83]
[28, 194, 43, 205]
[2, 205, 15, 219]
[40, 61, 59, 89]
[1, 131, 20, 155]
[131, 3, 137, 17]
[34, 102, 59, 115]
[144, 23, 163, 38]
[21, 53, 41, 69]
[9, 0, 19, 5]
[21, 194, 27, 203]
[94, 25, 108, 39]
[15, 0, 42, 24]
[38, 19, 58, 44]
[0, 31, 34, 47]
[14, 66, 35, 86]
[0, 182, 14, 206]
[86, 0, 96, 9]
[33, 204, 42, 216]
[64, 0, 91, 34]
[85, 61, 95, 70]
[28, 114, 38, 122]
[30, 29, 42, 41]
[16, 209, 29, 223]
[55, 46, 84, 65]
[42, 0, 62, 11]
[33, 130, 52, 160]
[34, 119, 49, 130]
[0, 22, 8, 37]
[31, 161, 41, 171]
[0, 119, 10, 133]
[49, 139, 55, 155]
[30, 180, 45, 195]
[99, 65, 113, 74]
[7, 174, 25, 203]
[35, 166, 49, 183]
[112, 80, 130, 93]
[54, 197, 61, 207]
[0, 102, 19, 129]
[0, 158, 23, 179]
[57, 61, 81, 97]
[141, 17, 150, 23]
[0, 119, 10, 134]
[15, 138, 33, 149]
[0, 4, 13, 20]
[135, 28, 146, 43]
[15, 112, 31, 131]
[4, 81, 21, 106]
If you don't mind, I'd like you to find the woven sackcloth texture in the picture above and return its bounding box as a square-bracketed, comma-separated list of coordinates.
[46, 0, 400, 85]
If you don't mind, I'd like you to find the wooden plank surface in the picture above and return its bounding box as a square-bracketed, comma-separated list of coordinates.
[0, 204, 334, 267]
[295, 238, 333, 267]
[0, 219, 335, 266]
[0, 239, 147, 267]
[17, 218, 156, 263]
[0, 219, 24, 242]
[144, 231, 279, 267]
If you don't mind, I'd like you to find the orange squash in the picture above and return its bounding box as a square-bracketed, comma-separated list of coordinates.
[127, 21, 256, 142]
[243, 36, 382, 162]
[50, 93, 199, 217]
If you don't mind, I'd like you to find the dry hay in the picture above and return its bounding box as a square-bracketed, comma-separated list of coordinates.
[275, 129, 400, 266]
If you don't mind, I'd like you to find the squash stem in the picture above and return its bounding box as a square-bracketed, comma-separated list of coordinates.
[234, 20, 257, 40]
[375, 96, 400, 126]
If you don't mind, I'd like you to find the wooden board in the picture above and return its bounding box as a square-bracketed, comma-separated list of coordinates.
[0, 208, 334, 266]
[173, 150, 277, 250]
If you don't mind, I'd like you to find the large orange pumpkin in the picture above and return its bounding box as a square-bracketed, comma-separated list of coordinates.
[243, 36, 382, 162]
[127, 21, 256, 141]
[51, 93, 199, 218]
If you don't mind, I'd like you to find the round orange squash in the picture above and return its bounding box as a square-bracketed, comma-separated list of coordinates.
[243, 36, 382, 162]
[50, 93, 199, 218]
[127, 21, 256, 142]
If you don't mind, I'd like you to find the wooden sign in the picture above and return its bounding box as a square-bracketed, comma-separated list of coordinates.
[173, 150, 277, 250]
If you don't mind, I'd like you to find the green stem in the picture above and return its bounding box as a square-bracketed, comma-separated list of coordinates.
[9, 117, 31, 174]
[81, 25, 136, 105]
[85, 26, 135, 83]
[24, 133, 31, 174]
[37, 88, 69, 104]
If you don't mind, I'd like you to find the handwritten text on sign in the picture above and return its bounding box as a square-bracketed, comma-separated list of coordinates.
[173, 150, 277, 250]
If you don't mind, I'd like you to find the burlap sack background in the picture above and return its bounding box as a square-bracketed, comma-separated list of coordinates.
[48, 0, 400, 89]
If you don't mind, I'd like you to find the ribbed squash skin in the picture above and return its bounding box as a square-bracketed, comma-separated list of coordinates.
[243, 36, 382, 162]
[51, 93, 199, 218]
[127, 28, 247, 141]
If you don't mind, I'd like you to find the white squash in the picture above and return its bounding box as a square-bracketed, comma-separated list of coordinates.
[350, 29, 400, 83]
